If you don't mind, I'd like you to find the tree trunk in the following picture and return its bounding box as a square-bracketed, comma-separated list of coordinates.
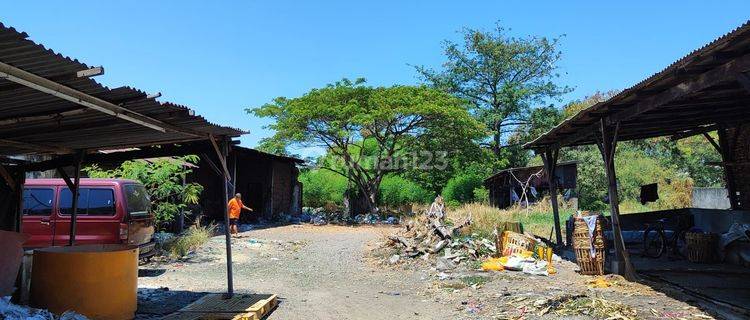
[492, 120, 502, 156]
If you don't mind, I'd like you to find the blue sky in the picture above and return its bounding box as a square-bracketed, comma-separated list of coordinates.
[1, 1, 748, 156]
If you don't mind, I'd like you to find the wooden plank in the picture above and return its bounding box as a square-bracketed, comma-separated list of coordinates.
[208, 134, 232, 181]
[174, 293, 278, 320]
[0, 164, 15, 191]
[0, 138, 72, 154]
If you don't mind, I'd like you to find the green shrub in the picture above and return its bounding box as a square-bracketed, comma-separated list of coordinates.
[472, 186, 489, 204]
[165, 224, 215, 258]
[299, 169, 348, 207]
[84, 156, 203, 230]
[379, 175, 433, 207]
[442, 173, 484, 204]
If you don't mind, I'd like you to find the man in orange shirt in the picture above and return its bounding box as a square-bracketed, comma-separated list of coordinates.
[227, 193, 252, 236]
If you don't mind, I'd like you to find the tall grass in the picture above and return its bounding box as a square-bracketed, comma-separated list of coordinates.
[164, 224, 216, 258]
[446, 198, 575, 240]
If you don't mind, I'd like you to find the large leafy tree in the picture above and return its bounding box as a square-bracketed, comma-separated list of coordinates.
[416, 23, 570, 160]
[250, 79, 484, 213]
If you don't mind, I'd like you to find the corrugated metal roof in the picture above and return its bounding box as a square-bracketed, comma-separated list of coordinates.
[525, 20, 750, 149]
[0, 23, 245, 156]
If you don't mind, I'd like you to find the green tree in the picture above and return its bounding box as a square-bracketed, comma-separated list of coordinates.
[415, 23, 570, 159]
[298, 169, 348, 207]
[442, 173, 486, 206]
[250, 79, 484, 213]
[84, 156, 203, 230]
[379, 175, 433, 208]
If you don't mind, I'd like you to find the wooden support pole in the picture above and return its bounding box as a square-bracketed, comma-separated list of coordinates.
[598, 119, 637, 280]
[702, 132, 722, 154]
[541, 148, 563, 245]
[68, 150, 84, 246]
[718, 127, 740, 209]
[0, 164, 16, 192]
[220, 139, 234, 298]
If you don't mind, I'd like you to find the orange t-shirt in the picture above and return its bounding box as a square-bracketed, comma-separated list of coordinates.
[227, 198, 243, 219]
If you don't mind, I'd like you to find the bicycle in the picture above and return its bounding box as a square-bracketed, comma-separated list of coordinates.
[642, 217, 690, 259]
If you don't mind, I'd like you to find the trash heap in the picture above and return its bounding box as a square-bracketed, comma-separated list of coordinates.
[0, 296, 88, 320]
[480, 230, 558, 276]
[384, 196, 559, 275]
[301, 207, 400, 225]
[385, 196, 481, 267]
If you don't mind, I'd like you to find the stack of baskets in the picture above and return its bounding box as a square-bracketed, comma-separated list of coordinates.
[685, 232, 718, 263]
[572, 215, 606, 275]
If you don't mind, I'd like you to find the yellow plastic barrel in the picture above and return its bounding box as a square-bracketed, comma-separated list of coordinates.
[30, 244, 138, 320]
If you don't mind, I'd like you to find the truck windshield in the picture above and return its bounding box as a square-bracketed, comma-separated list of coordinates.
[124, 184, 151, 216]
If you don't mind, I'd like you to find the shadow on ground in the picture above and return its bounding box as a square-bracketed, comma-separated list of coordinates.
[135, 288, 208, 319]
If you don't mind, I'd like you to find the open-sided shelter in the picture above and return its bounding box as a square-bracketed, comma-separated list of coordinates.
[524, 20, 750, 303]
[0, 23, 245, 296]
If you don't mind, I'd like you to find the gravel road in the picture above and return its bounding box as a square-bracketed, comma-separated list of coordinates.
[139, 224, 454, 319]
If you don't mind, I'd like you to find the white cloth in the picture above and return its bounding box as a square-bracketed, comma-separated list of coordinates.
[721, 223, 750, 248]
[581, 215, 598, 256]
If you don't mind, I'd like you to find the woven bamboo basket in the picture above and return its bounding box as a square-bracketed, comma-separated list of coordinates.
[498, 231, 536, 256]
[685, 232, 718, 263]
[572, 216, 605, 275]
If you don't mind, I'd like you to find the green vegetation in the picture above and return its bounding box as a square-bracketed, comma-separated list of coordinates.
[84, 156, 203, 229]
[442, 173, 485, 206]
[379, 175, 433, 208]
[253, 22, 722, 220]
[251, 79, 484, 213]
[299, 169, 348, 208]
[164, 224, 215, 258]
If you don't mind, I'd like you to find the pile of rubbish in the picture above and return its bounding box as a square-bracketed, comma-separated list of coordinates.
[480, 248, 557, 276]
[300, 207, 400, 226]
[0, 296, 88, 320]
[385, 196, 559, 275]
[385, 196, 480, 267]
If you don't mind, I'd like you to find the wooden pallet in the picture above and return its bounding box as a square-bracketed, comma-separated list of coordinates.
[161, 293, 278, 320]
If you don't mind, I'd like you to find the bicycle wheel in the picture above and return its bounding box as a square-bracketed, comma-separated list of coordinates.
[643, 227, 666, 258]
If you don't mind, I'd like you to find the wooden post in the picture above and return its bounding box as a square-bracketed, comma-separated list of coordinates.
[69, 150, 84, 246]
[717, 127, 740, 209]
[541, 148, 563, 245]
[219, 138, 234, 297]
[597, 119, 637, 280]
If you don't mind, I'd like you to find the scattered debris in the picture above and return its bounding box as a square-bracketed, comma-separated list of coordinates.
[436, 257, 457, 271]
[388, 254, 400, 265]
[0, 296, 89, 320]
[539, 294, 638, 319]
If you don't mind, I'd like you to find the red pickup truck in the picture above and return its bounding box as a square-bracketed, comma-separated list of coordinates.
[21, 178, 156, 258]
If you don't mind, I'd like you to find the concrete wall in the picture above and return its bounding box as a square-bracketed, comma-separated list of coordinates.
[692, 187, 731, 209]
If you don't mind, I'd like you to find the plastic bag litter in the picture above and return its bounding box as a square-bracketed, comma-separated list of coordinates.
[503, 255, 534, 271]
[521, 260, 550, 276]
[59, 311, 88, 320]
[481, 258, 504, 271]
[1, 296, 89, 320]
[1, 296, 54, 320]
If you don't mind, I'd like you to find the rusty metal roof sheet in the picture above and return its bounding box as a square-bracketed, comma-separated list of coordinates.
[525, 21, 750, 150]
[0, 23, 244, 156]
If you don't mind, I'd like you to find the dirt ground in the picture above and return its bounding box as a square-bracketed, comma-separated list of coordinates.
[137, 224, 715, 320]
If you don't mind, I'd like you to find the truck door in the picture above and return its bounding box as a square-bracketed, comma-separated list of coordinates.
[20, 187, 56, 248]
